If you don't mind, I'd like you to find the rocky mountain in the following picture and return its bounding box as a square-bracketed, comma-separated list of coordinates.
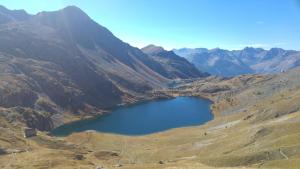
[174, 48, 254, 77]
[174, 47, 300, 77]
[0, 5, 31, 24]
[141, 45, 209, 79]
[0, 5, 207, 129]
[0, 5, 299, 169]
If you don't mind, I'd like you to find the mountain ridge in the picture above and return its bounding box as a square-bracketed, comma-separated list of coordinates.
[0, 5, 207, 130]
[174, 47, 300, 77]
[142, 45, 209, 79]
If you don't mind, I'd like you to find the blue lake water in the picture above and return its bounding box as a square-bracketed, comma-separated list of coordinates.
[51, 97, 213, 136]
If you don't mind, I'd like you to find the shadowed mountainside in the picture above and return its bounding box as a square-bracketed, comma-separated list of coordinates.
[0, 6, 207, 130]
[142, 45, 209, 79]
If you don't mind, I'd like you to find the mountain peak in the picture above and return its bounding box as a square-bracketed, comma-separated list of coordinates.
[141, 44, 165, 55]
[210, 48, 226, 53]
[263, 48, 285, 57]
[244, 47, 256, 51]
[243, 47, 264, 53]
[269, 47, 284, 52]
[60, 5, 84, 14]
[36, 5, 90, 21]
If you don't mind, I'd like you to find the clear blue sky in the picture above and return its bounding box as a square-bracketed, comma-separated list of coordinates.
[1, 0, 300, 50]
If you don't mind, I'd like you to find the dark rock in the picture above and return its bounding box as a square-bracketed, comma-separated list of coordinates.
[74, 154, 85, 160]
[0, 148, 7, 155]
[94, 151, 119, 160]
[254, 128, 272, 140]
[23, 127, 37, 138]
[158, 160, 164, 164]
[243, 114, 254, 120]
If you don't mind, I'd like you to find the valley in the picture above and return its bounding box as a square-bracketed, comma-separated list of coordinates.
[1, 68, 300, 169]
[0, 4, 299, 169]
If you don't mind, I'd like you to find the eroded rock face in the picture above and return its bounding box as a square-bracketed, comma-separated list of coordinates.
[0, 75, 38, 108]
[0, 88, 37, 108]
[0, 107, 54, 131]
[17, 107, 54, 131]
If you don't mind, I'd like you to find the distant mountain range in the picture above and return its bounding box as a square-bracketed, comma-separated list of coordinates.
[0, 5, 207, 123]
[174, 47, 300, 77]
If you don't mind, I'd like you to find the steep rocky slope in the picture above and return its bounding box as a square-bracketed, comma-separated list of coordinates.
[0, 6, 207, 129]
[174, 47, 300, 77]
[142, 45, 209, 79]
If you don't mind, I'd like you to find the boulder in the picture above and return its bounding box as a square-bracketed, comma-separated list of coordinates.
[23, 127, 37, 138]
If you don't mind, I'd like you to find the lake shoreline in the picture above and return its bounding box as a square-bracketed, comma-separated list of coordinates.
[50, 96, 214, 137]
[49, 91, 214, 132]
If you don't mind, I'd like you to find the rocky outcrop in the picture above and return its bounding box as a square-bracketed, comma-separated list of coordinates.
[15, 107, 54, 131]
[0, 75, 38, 108]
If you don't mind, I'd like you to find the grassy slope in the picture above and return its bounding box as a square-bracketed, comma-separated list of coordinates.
[1, 69, 300, 168]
